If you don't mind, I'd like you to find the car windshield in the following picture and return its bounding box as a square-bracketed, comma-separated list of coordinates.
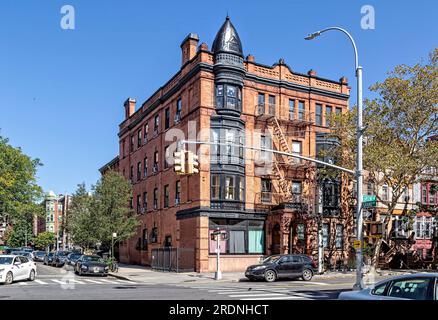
[34, 252, 45, 256]
[0, 257, 13, 265]
[48, 253, 54, 257]
[58, 252, 70, 256]
[11, 251, 25, 255]
[70, 254, 81, 259]
[83, 256, 104, 262]
[263, 255, 282, 263]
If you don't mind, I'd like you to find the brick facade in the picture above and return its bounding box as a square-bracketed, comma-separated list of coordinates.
[102, 17, 351, 272]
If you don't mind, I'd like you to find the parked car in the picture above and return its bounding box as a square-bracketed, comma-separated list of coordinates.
[43, 252, 54, 265]
[10, 251, 34, 261]
[74, 255, 109, 276]
[65, 252, 83, 266]
[338, 273, 438, 300]
[4, 248, 20, 254]
[52, 251, 71, 267]
[18, 247, 34, 253]
[0, 255, 37, 285]
[245, 254, 318, 282]
[32, 251, 46, 262]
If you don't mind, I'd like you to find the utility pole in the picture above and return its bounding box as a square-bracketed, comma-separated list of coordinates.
[305, 27, 364, 290]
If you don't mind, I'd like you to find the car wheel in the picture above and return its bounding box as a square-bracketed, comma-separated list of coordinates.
[264, 270, 277, 282]
[302, 269, 313, 281]
[28, 270, 36, 281]
[5, 272, 13, 285]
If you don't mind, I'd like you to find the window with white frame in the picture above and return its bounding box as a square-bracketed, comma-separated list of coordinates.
[415, 216, 433, 239]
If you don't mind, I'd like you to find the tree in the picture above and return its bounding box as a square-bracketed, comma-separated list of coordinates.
[91, 171, 138, 250]
[0, 135, 44, 223]
[67, 183, 97, 251]
[33, 231, 55, 250]
[67, 172, 138, 253]
[324, 48, 438, 268]
[4, 216, 33, 247]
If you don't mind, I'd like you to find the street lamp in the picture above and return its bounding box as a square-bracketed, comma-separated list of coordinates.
[305, 27, 364, 290]
[112, 232, 117, 260]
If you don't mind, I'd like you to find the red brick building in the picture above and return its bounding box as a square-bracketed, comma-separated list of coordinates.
[101, 17, 351, 272]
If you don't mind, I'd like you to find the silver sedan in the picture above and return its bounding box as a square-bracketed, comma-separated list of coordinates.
[339, 273, 438, 300]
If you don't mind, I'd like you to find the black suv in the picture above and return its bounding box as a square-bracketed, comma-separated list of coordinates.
[245, 254, 318, 282]
[52, 251, 71, 267]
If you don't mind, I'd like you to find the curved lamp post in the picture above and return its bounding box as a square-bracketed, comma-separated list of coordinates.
[305, 27, 364, 290]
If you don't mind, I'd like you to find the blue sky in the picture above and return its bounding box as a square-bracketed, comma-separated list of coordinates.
[0, 0, 437, 195]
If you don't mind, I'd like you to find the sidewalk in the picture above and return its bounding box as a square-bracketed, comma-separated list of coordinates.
[108, 264, 421, 284]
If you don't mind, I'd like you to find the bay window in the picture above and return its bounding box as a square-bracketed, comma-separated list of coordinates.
[215, 84, 242, 111]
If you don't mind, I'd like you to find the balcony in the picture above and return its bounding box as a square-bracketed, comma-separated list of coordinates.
[255, 192, 304, 207]
[255, 104, 275, 120]
[210, 200, 245, 211]
[288, 110, 314, 125]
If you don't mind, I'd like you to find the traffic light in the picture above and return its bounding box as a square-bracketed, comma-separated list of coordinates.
[173, 150, 186, 174]
[187, 151, 199, 174]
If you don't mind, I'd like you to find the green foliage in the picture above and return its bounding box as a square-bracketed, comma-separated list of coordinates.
[5, 216, 33, 247]
[68, 172, 138, 251]
[0, 135, 44, 223]
[323, 49, 438, 214]
[33, 231, 55, 250]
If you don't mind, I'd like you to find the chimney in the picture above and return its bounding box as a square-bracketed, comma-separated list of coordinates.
[180, 33, 199, 66]
[124, 98, 136, 119]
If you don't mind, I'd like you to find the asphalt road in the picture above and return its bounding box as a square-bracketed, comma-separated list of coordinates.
[0, 262, 382, 300]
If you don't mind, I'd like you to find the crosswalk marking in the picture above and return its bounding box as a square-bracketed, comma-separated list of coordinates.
[229, 293, 285, 298]
[34, 280, 48, 285]
[98, 279, 120, 284]
[18, 282, 28, 285]
[83, 279, 104, 284]
[241, 296, 306, 300]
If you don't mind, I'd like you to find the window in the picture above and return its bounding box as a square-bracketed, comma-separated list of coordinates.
[335, 107, 342, 114]
[322, 223, 330, 248]
[130, 197, 133, 209]
[153, 151, 159, 172]
[143, 192, 147, 211]
[325, 105, 332, 126]
[382, 184, 389, 201]
[225, 176, 235, 200]
[164, 235, 172, 247]
[297, 224, 305, 246]
[422, 185, 428, 204]
[211, 174, 221, 199]
[298, 101, 305, 120]
[415, 216, 434, 239]
[335, 224, 343, 249]
[175, 98, 182, 122]
[153, 188, 158, 210]
[239, 179, 245, 203]
[136, 194, 141, 213]
[144, 123, 149, 143]
[165, 108, 170, 129]
[137, 129, 142, 148]
[292, 141, 302, 164]
[164, 146, 169, 169]
[130, 165, 133, 181]
[211, 128, 220, 161]
[130, 135, 134, 152]
[164, 185, 169, 208]
[260, 135, 272, 162]
[151, 227, 158, 243]
[257, 93, 265, 114]
[229, 230, 245, 253]
[291, 181, 302, 201]
[141, 228, 148, 250]
[371, 282, 388, 296]
[261, 179, 272, 203]
[175, 181, 181, 205]
[216, 84, 241, 111]
[289, 99, 295, 120]
[315, 103, 323, 125]
[268, 95, 276, 115]
[143, 157, 148, 177]
[211, 127, 244, 165]
[137, 162, 141, 181]
[387, 278, 431, 300]
[154, 114, 159, 135]
[248, 229, 264, 253]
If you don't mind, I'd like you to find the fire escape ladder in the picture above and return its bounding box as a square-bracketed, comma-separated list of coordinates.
[271, 117, 294, 165]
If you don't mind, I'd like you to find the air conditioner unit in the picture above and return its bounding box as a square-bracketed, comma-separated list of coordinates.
[153, 165, 158, 173]
[174, 114, 181, 123]
[175, 198, 180, 205]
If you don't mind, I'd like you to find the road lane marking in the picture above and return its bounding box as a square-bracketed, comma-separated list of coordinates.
[18, 282, 28, 285]
[67, 279, 86, 284]
[229, 293, 285, 298]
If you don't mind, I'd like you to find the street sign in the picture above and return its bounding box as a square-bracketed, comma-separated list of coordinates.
[353, 240, 362, 249]
[363, 195, 376, 208]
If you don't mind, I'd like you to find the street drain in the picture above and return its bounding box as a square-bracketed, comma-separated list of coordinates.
[114, 286, 137, 289]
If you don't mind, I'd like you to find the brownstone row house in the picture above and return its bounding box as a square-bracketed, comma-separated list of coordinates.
[100, 17, 353, 272]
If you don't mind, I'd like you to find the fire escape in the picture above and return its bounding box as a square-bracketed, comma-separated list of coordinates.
[254, 102, 315, 212]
